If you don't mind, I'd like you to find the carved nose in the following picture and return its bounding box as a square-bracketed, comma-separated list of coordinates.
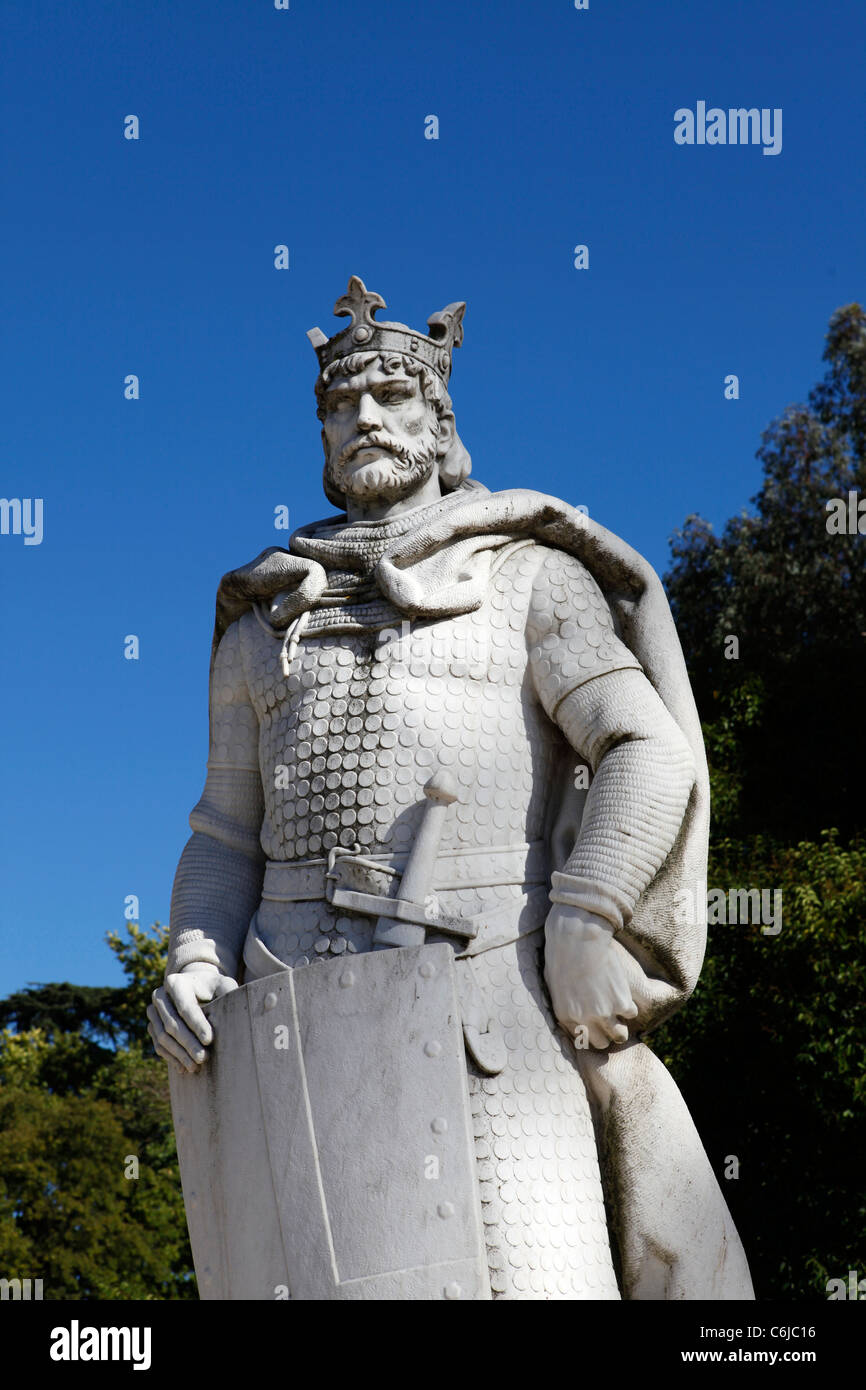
[357, 393, 381, 428]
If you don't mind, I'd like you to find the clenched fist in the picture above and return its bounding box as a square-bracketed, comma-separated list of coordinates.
[147, 964, 239, 1074]
[544, 903, 638, 1049]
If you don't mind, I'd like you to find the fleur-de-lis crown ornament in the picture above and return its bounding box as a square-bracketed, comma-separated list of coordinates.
[307, 276, 466, 385]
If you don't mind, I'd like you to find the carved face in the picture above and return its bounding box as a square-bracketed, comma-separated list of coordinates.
[321, 361, 442, 505]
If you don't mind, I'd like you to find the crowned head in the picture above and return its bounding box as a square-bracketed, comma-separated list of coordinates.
[307, 277, 472, 511]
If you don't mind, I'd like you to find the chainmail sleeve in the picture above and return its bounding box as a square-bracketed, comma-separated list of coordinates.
[167, 619, 266, 976]
[527, 548, 696, 933]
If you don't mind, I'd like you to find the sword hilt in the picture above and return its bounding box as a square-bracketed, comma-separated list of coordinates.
[372, 768, 459, 950]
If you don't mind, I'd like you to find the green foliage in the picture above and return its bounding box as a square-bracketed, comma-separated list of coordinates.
[105, 922, 171, 1046]
[700, 674, 765, 830]
[665, 304, 866, 838]
[660, 305, 866, 1299]
[0, 923, 195, 1299]
[653, 831, 866, 1300]
[0, 982, 127, 1049]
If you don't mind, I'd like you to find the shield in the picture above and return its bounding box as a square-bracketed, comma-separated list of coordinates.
[169, 942, 491, 1300]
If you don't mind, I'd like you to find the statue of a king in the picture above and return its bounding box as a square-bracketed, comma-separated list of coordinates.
[148, 277, 754, 1302]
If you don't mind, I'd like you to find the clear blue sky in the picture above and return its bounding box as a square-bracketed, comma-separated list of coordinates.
[1, 0, 864, 997]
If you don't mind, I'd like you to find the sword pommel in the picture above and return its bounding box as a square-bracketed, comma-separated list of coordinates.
[423, 769, 458, 806]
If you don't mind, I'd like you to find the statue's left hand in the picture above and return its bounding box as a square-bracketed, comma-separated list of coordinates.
[543, 903, 638, 1049]
[147, 965, 239, 1074]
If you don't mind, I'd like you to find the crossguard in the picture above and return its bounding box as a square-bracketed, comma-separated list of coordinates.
[327, 879, 478, 943]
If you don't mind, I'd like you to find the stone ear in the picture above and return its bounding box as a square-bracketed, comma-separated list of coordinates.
[438, 423, 472, 490]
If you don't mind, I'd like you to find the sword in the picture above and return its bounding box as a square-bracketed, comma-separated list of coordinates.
[324, 765, 506, 1072]
[371, 768, 459, 950]
[371, 766, 506, 1073]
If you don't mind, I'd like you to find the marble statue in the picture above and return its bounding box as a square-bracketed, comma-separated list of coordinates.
[148, 276, 754, 1301]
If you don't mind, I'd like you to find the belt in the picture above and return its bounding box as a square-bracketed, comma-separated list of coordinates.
[261, 840, 548, 904]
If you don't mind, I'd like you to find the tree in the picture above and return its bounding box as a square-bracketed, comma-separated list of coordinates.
[0, 923, 195, 1299]
[665, 304, 866, 837]
[653, 832, 866, 1300]
[657, 304, 866, 1300]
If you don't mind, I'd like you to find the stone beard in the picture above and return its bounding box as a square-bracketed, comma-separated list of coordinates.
[323, 420, 437, 505]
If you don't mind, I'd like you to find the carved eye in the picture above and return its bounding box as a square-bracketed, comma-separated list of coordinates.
[380, 386, 409, 404]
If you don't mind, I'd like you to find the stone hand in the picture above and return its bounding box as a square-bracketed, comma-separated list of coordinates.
[544, 903, 638, 1049]
[147, 965, 239, 1074]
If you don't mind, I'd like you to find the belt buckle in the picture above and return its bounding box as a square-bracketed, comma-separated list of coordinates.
[325, 845, 400, 905]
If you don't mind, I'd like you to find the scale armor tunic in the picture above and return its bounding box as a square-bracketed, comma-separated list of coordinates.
[172, 514, 697, 1300]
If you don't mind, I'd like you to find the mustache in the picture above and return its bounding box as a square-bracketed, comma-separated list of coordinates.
[338, 433, 414, 467]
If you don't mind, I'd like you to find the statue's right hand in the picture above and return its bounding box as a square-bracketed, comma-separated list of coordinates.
[147, 966, 239, 1074]
[544, 903, 637, 1049]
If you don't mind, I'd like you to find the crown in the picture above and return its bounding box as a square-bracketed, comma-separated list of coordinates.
[307, 276, 465, 386]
